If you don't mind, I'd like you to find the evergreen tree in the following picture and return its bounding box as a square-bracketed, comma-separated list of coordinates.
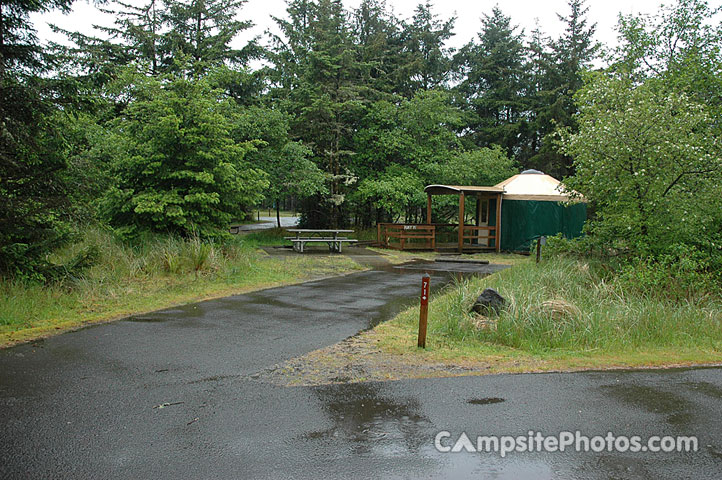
[397, 1, 455, 96]
[455, 6, 527, 156]
[553, 0, 598, 99]
[0, 0, 75, 278]
[59, 0, 258, 79]
[517, 24, 554, 165]
[270, 0, 365, 227]
[103, 72, 268, 238]
[266, 0, 315, 102]
[530, 0, 598, 176]
[50, 0, 165, 83]
[96, 0, 164, 75]
[162, 0, 256, 76]
[350, 0, 404, 98]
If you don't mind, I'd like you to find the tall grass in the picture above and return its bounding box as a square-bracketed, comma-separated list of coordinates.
[0, 227, 361, 339]
[401, 257, 722, 354]
[238, 228, 290, 247]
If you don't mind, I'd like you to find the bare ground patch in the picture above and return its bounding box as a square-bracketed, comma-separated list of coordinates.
[252, 329, 545, 387]
[253, 328, 722, 387]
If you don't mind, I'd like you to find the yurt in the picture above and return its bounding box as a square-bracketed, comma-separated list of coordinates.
[495, 169, 586, 252]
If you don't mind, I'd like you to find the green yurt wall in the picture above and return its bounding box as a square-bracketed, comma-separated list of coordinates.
[499, 200, 587, 252]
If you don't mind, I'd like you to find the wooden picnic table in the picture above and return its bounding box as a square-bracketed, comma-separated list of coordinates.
[285, 229, 357, 253]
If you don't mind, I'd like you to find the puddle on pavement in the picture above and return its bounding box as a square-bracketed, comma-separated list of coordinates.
[302, 382, 431, 455]
[301, 383, 587, 480]
[681, 381, 722, 399]
[393, 261, 510, 275]
[467, 397, 505, 405]
[124, 302, 209, 323]
[124, 316, 169, 323]
[229, 292, 314, 312]
[571, 454, 656, 480]
[601, 383, 694, 427]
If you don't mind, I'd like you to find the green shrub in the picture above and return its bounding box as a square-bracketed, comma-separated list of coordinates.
[546, 236, 722, 300]
[617, 245, 720, 301]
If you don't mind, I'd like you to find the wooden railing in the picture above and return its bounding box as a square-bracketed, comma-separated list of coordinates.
[377, 223, 498, 251]
[462, 225, 497, 249]
[377, 223, 436, 250]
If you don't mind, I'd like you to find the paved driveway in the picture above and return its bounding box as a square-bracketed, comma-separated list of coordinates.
[1, 266, 721, 479]
[233, 215, 300, 232]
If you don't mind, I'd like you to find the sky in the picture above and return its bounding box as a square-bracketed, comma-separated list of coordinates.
[31, 0, 671, 55]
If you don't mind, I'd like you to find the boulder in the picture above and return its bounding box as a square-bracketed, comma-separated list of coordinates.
[471, 288, 507, 316]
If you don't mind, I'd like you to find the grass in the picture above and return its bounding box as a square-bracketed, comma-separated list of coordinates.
[354, 227, 380, 243]
[237, 227, 292, 246]
[372, 255, 722, 372]
[8, 225, 719, 374]
[0, 227, 363, 346]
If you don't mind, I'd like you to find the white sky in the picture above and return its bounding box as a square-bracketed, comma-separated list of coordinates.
[32, 0, 669, 55]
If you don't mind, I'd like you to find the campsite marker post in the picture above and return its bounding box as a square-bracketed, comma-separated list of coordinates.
[418, 273, 430, 348]
[536, 235, 547, 263]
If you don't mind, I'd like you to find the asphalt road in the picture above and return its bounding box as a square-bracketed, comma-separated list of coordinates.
[234, 216, 300, 231]
[1, 265, 721, 479]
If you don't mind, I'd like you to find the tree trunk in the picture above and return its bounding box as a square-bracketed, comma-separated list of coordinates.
[150, 0, 158, 75]
[0, 1, 5, 83]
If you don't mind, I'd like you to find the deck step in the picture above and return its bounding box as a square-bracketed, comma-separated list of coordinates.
[435, 258, 490, 265]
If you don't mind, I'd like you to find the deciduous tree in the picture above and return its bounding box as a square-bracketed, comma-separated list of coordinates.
[559, 74, 722, 254]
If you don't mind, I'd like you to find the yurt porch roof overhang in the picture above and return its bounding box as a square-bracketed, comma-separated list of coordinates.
[424, 185, 504, 196]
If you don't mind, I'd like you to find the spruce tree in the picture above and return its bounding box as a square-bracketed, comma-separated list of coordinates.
[530, 0, 598, 176]
[0, 0, 74, 278]
[162, 0, 255, 76]
[103, 74, 268, 238]
[270, 0, 364, 227]
[518, 24, 554, 166]
[96, 0, 165, 75]
[397, 1, 455, 96]
[350, 0, 404, 98]
[455, 6, 527, 156]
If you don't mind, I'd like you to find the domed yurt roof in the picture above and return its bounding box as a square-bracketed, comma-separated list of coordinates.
[495, 170, 583, 202]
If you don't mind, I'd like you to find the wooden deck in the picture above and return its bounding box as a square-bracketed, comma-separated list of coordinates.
[377, 185, 503, 253]
[377, 223, 499, 253]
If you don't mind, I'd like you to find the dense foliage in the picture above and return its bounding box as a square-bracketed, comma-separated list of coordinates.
[560, 75, 721, 253]
[558, 0, 722, 282]
[102, 73, 268, 238]
[0, 0, 75, 279]
[2, 0, 721, 286]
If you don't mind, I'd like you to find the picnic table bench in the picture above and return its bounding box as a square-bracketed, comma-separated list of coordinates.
[285, 229, 357, 253]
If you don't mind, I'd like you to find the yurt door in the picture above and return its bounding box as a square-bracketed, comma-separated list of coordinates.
[476, 197, 490, 247]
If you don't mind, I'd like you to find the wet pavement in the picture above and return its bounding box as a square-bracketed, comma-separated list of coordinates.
[233, 215, 300, 232]
[1, 263, 721, 479]
[394, 262, 503, 274]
